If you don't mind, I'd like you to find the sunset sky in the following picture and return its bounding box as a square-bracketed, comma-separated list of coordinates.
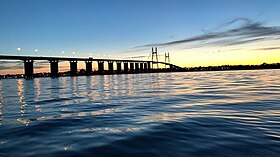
[0, 0, 280, 74]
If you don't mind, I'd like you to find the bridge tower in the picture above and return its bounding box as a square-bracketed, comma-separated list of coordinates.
[151, 47, 159, 69]
[165, 52, 170, 69]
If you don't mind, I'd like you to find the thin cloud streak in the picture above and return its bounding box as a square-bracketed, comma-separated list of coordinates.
[134, 18, 280, 50]
[253, 46, 280, 51]
[0, 60, 50, 70]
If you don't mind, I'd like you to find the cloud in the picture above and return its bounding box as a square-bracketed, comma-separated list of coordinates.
[210, 37, 267, 46]
[0, 61, 22, 64]
[125, 55, 148, 59]
[34, 61, 50, 69]
[0, 61, 23, 70]
[134, 18, 280, 49]
[34, 65, 48, 69]
[35, 60, 50, 64]
[225, 17, 253, 25]
[0, 63, 23, 70]
[0, 60, 50, 70]
[253, 46, 280, 51]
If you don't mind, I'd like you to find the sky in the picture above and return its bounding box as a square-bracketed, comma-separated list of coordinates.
[0, 0, 280, 74]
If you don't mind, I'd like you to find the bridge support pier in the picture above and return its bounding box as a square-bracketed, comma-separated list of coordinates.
[24, 59, 34, 79]
[144, 63, 148, 72]
[98, 61, 104, 74]
[135, 63, 139, 72]
[85, 60, 92, 76]
[140, 63, 144, 72]
[50, 60, 59, 77]
[70, 60, 78, 76]
[130, 63, 134, 73]
[108, 61, 114, 74]
[147, 62, 151, 72]
[117, 62, 122, 74]
[124, 62, 128, 73]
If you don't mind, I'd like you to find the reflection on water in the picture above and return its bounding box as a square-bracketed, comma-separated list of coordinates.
[0, 80, 2, 126]
[0, 70, 280, 157]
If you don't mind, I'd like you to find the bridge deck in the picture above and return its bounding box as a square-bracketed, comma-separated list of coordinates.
[0, 55, 182, 68]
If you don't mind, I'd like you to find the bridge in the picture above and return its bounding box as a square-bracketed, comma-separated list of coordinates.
[0, 55, 182, 78]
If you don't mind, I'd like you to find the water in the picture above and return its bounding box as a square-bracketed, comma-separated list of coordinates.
[0, 70, 280, 157]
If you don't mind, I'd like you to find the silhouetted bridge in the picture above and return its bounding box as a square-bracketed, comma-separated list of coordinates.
[0, 55, 182, 78]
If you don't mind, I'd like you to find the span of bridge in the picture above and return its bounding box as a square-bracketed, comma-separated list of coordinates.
[0, 55, 182, 79]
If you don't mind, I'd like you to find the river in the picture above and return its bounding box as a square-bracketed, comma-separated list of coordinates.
[0, 70, 280, 157]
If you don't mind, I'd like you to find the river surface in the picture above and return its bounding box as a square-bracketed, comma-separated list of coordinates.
[0, 70, 280, 157]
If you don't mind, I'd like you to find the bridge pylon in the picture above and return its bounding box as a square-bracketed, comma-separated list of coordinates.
[151, 47, 159, 69]
[165, 52, 170, 69]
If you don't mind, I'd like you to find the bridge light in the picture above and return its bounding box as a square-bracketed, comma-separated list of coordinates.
[34, 49, 38, 56]
[61, 51, 64, 57]
[72, 51, 75, 57]
[17, 47, 21, 56]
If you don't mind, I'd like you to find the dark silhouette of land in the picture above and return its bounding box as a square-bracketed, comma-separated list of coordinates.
[184, 62, 280, 71]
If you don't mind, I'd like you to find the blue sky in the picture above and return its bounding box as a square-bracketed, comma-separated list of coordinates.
[0, 0, 280, 73]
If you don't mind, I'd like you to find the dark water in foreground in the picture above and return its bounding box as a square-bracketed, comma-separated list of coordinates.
[0, 70, 280, 157]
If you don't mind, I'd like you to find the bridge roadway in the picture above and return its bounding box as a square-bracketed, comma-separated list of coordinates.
[0, 55, 182, 78]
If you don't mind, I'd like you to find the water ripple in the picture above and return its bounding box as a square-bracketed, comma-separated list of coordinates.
[0, 70, 280, 157]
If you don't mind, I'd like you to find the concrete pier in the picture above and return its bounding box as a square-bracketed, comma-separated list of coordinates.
[70, 60, 78, 76]
[24, 60, 34, 79]
[98, 61, 104, 74]
[108, 61, 114, 74]
[85, 60, 92, 75]
[140, 63, 144, 72]
[144, 62, 148, 72]
[124, 62, 128, 73]
[135, 63, 139, 72]
[50, 60, 59, 77]
[117, 62, 122, 74]
[130, 63, 134, 72]
[147, 62, 151, 72]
